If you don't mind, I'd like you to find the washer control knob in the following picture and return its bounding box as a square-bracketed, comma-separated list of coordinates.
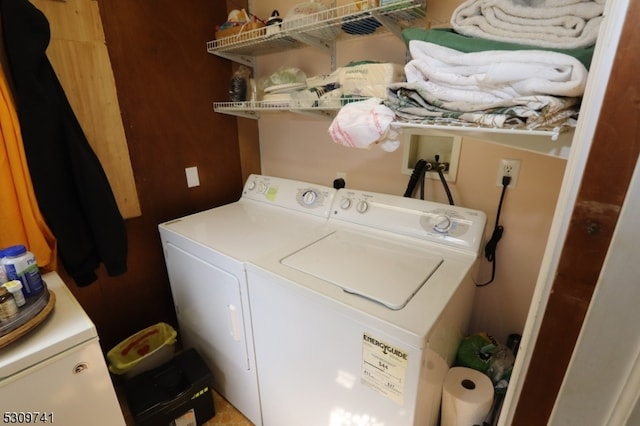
[356, 200, 369, 214]
[339, 197, 352, 210]
[246, 180, 256, 191]
[432, 215, 452, 233]
[256, 182, 268, 194]
[301, 190, 318, 206]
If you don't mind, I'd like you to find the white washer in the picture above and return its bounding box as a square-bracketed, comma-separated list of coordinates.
[158, 175, 336, 425]
[246, 188, 487, 426]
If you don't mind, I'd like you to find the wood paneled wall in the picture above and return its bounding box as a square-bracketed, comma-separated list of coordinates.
[32, 0, 141, 219]
[50, 0, 244, 352]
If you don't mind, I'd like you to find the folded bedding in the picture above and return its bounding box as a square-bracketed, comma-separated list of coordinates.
[386, 83, 580, 129]
[384, 39, 588, 130]
[402, 28, 595, 69]
[405, 40, 588, 99]
[451, 0, 605, 49]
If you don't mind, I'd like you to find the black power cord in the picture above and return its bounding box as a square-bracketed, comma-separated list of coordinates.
[476, 175, 511, 287]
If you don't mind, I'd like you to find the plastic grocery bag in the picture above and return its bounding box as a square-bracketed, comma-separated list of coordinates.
[107, 322, 177, 378]
[328, 97, 400, 152]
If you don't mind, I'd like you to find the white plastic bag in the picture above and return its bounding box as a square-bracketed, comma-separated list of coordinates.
[338, 62, 405, 98]
[328, 98, 399, 152]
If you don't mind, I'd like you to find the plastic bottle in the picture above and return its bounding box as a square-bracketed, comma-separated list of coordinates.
[0, 286, 18, 322]
[2, 245, 44, 297]
[3, 280, 26, 307]
[229, 65, 250, 102]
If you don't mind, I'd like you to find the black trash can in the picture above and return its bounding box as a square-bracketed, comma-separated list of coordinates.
[124, 348, 215, 426]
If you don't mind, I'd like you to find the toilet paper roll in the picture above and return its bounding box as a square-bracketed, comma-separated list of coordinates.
[441, 367, 494, 426]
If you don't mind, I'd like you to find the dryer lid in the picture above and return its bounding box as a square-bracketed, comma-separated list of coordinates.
[281, 230, 443, 310]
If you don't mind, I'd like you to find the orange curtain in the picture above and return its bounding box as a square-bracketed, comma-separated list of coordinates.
[0, 66, 57, 270]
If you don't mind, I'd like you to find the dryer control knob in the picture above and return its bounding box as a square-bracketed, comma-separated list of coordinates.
[432, 215, 452, 233]
[301, 190, 318, 206]
[246, 180, 256, 191]
[256, 182, 268, 193]
[339, 197, 352, 210]
[356, 200, 369, 214]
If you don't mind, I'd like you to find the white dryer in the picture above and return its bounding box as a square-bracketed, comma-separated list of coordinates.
[246, 188, 487, 426]
[158, 175, 336, 425]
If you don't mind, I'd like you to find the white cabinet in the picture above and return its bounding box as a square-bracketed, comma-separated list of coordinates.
[2, 340, 126, 426]
[0, 272, 125, 426]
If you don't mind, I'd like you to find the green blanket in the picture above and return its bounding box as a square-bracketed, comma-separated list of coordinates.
[402, 28, 594, 70]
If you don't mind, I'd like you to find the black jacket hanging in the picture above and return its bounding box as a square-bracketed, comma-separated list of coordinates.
[0, 0, 128, 286]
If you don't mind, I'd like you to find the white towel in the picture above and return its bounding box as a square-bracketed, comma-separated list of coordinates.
[451, 0, 605, 49]
[405, 40, 588, 104]
[382, 40, 586, 130]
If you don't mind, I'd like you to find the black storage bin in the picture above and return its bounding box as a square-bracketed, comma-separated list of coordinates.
[124, 348, 215, 426]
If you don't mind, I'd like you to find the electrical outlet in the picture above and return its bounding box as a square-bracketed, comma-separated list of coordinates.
[497, 159, 521, 188]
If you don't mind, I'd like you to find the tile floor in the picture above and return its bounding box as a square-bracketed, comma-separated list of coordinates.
[206, 392, 254, 426]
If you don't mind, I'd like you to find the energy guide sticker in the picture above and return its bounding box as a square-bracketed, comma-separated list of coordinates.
[361, 333, 408, 405]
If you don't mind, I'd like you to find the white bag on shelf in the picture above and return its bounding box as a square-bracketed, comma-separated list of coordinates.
[338, 62, 405, 98]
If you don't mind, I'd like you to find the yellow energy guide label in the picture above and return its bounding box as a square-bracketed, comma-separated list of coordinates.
[361, 333, 408, 405]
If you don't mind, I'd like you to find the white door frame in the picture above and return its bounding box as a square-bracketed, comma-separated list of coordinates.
[498, 0, 631, 423]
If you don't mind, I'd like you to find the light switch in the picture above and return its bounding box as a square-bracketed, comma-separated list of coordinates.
[185, 166, 200, 188]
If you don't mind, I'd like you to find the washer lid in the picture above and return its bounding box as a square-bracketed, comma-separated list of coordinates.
[281, 230, 443, 310]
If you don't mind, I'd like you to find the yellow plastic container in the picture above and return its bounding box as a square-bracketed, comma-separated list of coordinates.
[107, 322, 177, 378]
